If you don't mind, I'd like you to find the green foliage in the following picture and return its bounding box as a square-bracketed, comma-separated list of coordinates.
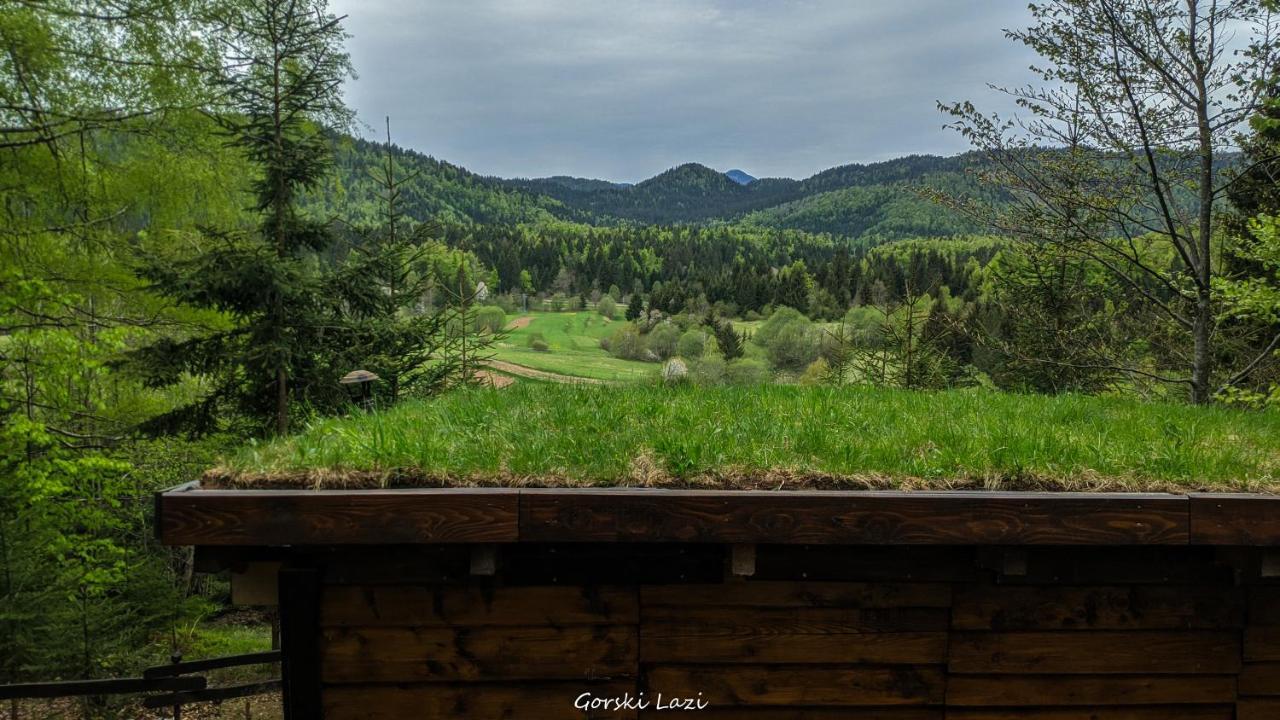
[626, 293, 645, 320]
[647, 324, 682, 361]
[474, 305, 507, 334]
[225, 384, 1280, 490]
[677, 329, 707, 359]
[597, 294, 617, 319]
[725, 358, 773, 385]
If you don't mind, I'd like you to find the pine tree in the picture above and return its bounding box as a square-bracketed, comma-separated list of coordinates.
[705, 314, 745, 360]
[626, 292, 644, 321]
[131, 0, 357, 435]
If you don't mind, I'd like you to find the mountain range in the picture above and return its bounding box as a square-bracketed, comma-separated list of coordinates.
[314, 134, 992, 240]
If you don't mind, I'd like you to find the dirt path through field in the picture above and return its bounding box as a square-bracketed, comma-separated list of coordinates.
[505, 316, 533, 330]
[484, 359, 607, 385]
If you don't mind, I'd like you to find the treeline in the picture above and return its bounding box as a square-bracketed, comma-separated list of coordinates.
[445, 222, 1000, 319]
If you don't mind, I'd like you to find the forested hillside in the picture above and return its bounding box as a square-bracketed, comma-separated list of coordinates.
[319, 138, 991, 239]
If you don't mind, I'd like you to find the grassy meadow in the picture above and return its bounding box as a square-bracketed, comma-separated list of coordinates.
[218, 384, 1280, 492]
[492, 311, 656, 381]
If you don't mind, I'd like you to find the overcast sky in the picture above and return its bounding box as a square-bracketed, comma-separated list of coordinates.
[329, 0, 1040, 183]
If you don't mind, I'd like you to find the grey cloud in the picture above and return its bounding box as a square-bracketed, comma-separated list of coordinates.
[331, 0, 1039, 182]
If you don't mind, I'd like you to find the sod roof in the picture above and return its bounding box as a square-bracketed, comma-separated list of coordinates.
[207, 384, 1280, 493]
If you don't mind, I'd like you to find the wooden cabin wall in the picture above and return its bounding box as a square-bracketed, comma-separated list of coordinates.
[290, 544, 1280, 719]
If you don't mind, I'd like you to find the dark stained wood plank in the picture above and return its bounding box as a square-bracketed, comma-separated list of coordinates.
[159, 488, 519, 545]
[951, 585, 1244, 630]
[1240, 663, 1280, 696]
[1191, 494, 1280, 546]
[641, 582, 952, 609]
[948, 631, 1241, 674]
[642, 606, 950, 634]
[945, 707, 1234, 720]
[520, 490, 1188, 545]
[642, 630, 948, 665]
[1249, 588, 1280, 626]
[321, 625, 637, 683]
[645, 665, 946, 707]
[1239, 698, 1280, 720]
[641, 710, 942, 719]
[324, 682, 639, 720]
[1246, 626, 1280, 661]
[946, 675, 1237, 706]
[321, 585, 638, 627]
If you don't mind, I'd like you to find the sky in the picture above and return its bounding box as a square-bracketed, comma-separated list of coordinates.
[329, 0, 1040, 183]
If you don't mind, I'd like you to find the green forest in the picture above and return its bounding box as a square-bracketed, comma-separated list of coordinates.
[3, 0, 1280, 716]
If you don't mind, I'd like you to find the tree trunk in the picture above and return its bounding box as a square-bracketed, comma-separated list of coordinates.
[276, 366, 288, 436]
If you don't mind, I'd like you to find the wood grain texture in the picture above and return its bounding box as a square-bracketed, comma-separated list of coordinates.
[1190, 493, 1280, 546]
[945, 708, 1234, 720]
[642, 630, 948, 665]
[951, 585, 1244, 630]
[640, 711, 942, 719]
[321, 625, 637, 683]
[159, 489, 518, 545]
[1240, 663, 1280, 696]
[946, 675, 1237, 706]
[324, 682, 639, 720]
[520, 490, 1188, 545]
[641, 582, 952, 608]
[644, 665, 946, 706]
[321, 585, 638, 627]
[948, 631, 1241, 674]
[1239, 698, 1280, 720]
[1245, 627, 1280, 661]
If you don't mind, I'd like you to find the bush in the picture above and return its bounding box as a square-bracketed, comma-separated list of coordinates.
[690, 354, 726, 386]
[754, 306, 809, 347]
[766, 320, 822, 370]
[527, 332, 549, 352]
[647, 323, 681, 360]
[799, 357, 830, 385]
[662, 358, 689, 384]
[676, 329, 707, 359]
[474, 305, 506, 334]
[597, 294, 617, 319]
[604, 323, 646, 360]
[725, 358, 772, 385]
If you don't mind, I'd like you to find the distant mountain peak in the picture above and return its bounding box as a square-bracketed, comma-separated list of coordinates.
[725, 169, 757, 186]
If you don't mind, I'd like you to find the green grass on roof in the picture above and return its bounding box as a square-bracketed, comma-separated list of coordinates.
[213, 384, 1280, 492]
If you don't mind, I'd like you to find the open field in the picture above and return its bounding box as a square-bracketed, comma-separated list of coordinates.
[217, 384, 1280, 492]
[492, 311, 656, 382]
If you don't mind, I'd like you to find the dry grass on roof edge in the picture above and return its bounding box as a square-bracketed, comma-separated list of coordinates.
[199, 464, 1278, 494]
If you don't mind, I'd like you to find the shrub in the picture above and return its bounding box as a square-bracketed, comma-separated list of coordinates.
[647, 323, 681, 360]
[604, 324, 646, 360]
[753, 306, 809, 347]
[799, 357, 830, 385]
[725, 358, 772, 385]
[474, 305, 506, 334]
[527, 332, 549, 352]
[662, 358, 689, 384]
[766, 320, 822, 370]
[677, 329, 707, 359]
[690, 354, 726, 386]
[597, 294, 617, 319]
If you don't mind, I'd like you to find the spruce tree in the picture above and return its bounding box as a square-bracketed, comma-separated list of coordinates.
[626, 292, 644, 321]
[131, 0, 357, 435]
